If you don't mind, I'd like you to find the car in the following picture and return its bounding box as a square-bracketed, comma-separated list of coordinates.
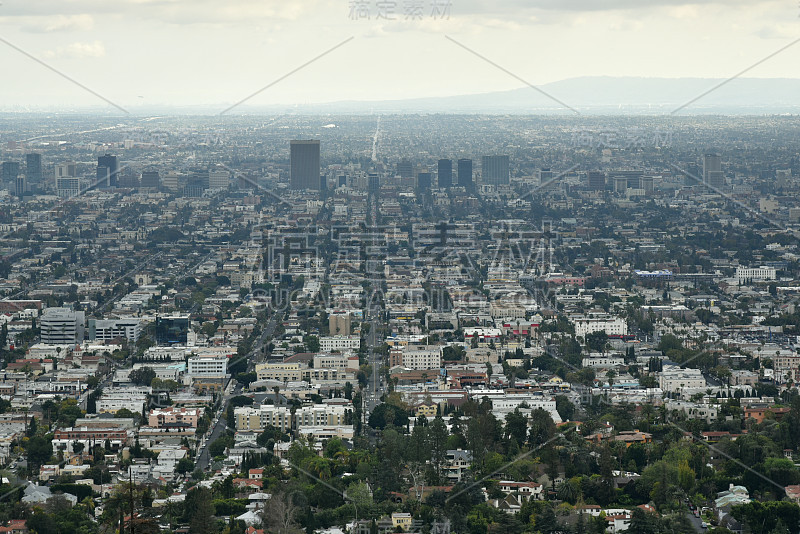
[701, 522, 708, 529]
[694, 510, 700, 518]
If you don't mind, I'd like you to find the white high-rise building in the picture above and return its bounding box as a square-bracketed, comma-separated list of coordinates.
[40, 307, 85, 345]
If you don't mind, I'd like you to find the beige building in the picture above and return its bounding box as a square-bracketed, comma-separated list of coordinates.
[328, 311, 352, 335]
[235, 405, 292, 432]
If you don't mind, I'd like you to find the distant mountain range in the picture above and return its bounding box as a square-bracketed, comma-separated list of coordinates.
[247, 76, 800, 115]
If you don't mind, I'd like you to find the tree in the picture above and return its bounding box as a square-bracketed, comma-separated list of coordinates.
[129, 366, 156, 386]
[628, 507, 662, 534]
[186, 486, 217, 534]
[586, 330, 609, 353]
[555, 395, 575, 421]
[528, 408, 556, 446]
[263, 489, 305, 534]
[304, 335, 320, 353]
[504, 409, 528, 447]
[368, 403, 409, 430]
[26, 435, 53, 468]
[176, 457, 194, 475]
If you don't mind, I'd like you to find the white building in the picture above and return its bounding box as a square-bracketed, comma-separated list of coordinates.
[659, 366, 706, 393]
[401, 345, 443, 370]
[40, 307, 85, 345]
[187, 354, 228, 377]
[88, 318, 142, 342]
[319, 335, 361, 352]
[582, 355, 625, 368]
[736, 266, 777, 284]
[572, 315, 627, 338]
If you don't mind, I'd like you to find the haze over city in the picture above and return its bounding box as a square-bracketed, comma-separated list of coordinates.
[2, 2, 800, 534]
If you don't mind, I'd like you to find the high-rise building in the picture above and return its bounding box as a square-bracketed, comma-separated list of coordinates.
[209, 170, 230, 189]
[368, 173, 380, 192]
[417, 172, 432, 190]
[481, 155, 510, 185]
[56, 177, 80, 198]
[25, 153, 42, 184]
[97, 154, 119, 188]
[40, 307, 85, 345]
[15, 176, 26, 197]
[706, 171, 725, 189]
[140, 170, 160, 189]
[290, 140, 321, 190]
[56, 163, 77, 180]
[1, 161, 19, 184]
[438, 159, 452, 188]
[162, 172, 181, 192]
[640, 176, 654, 195]
[613, 176, 627, 193]
[397, 160, 413, 179]
[458, 159, 473, 188]
[156, 316, 190, 344]
[329, 311, 352, 335]
[703, 153, 722, 188]
[587, 171, 606, 190]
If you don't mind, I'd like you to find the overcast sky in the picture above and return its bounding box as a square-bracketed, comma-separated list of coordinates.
[0, 0, 798, 112]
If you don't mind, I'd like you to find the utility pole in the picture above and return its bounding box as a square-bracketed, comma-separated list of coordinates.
[129, 468, 135, 534]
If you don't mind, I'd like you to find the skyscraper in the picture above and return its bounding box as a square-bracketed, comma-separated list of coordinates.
[141, 170, 160, 189]
[458, 159, 473, 188]
[290, 140, 321, 190]
[437, 159, 452, 188]
[1, 161, 20, 184]
[368, 173, 380, 192]
[15, 176, 26, 197]
[703, 153, 723, 189]
[397, 160, 413, 179]
[417, 172, 432, 190]
[481, 155, 510, 185]
[587, 171, 606, 190]
[97, 154, 119, 188]
[25, 153, 42, 184]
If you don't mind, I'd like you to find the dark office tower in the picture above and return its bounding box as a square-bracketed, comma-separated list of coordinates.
[640, 176, 654, 195]
[703, 152, 723, 188]
[458, 159, 473, 188]
[97, 154, 119, 187]
[437, 159, 452, 188]
[338, 175, 347, 187]
[290, 140, 321, 190]
[118, 174, 139, 189]
[587, 171, 606, 190]
[15, 176, 26, 197]
[703, 153, 721, 182]
[368, 173, 380, 192]
[539, 168, 553, 185]
[141, 170, 160, 189]
[481, 155, 510, 185]
[686, 163, 702, 185]
[189, 169, 209, 189]
[417, 172, 432, 190]
[25, 153, 42, 184]
[397, 160, 413, 179]
[1, 161, 20, 184]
